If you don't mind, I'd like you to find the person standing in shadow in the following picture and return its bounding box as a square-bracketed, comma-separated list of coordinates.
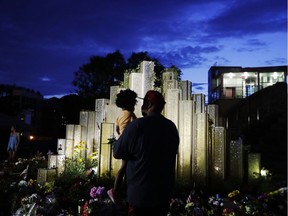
[7, 125, 20, 162]
[113, 90, 180, 216]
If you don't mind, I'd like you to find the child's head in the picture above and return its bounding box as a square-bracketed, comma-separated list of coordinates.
[116, 89, 137, 111]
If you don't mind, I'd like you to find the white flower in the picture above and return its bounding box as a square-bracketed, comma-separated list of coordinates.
[18, 180, 28, 187]
[10, 182, 17, 187]
[278, 187, 288, 195]
[29, 193, 40, 203]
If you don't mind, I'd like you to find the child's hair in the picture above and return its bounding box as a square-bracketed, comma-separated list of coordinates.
[116, 89, 137, 111]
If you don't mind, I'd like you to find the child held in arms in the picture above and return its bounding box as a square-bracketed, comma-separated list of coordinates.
[107, 89, 138, 205]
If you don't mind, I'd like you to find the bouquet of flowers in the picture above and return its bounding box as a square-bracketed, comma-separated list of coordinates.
[80, 186, 112, 215]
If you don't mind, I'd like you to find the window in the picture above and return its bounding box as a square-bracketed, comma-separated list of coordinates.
[260, 72, 285, 89]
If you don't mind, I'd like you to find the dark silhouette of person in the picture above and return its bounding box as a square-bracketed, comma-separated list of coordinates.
[113, 90, 179, 216]
[7, 125, 20, 162]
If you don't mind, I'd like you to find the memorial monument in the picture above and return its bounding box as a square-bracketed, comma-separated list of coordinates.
[42, 60, 254, 186]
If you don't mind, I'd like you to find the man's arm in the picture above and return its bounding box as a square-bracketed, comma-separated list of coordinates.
[113, 121, 137, 160]
[113, 132, 128, 159]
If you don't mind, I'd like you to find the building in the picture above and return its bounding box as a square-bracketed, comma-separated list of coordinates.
[208, 66, 287, 103]
[208, 66, 287, 123]
[226, 82, 287, 176]
[208, 66, 287, 179]
[0, 84, 43, 128]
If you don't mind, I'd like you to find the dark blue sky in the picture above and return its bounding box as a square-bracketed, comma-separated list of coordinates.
[0, 0, 287, 98]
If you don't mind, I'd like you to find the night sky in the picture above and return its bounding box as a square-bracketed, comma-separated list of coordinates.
[0, 0, 286, 98]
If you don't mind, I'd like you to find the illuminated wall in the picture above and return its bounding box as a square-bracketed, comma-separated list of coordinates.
[177, 100, 194, 181]
[230, 138, 244, 180]
[193, 113, 209, 185]
[57, 61, 244, 184]
[99, 123, 114, 176]
[248, 153, 261, 182]
[211, 127, 226, 179]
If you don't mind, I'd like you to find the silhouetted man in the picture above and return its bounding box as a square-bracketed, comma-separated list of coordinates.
[113, 90, 179, 216]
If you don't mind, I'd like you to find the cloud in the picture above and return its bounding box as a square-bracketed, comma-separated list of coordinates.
[150, 45, 222, 69]
[235, 39, 267, 52]
[204, 0, 287, 39]
[192, 83, 208, 93]
[264, 58, 287, 65]
[0, 0, 286, 97]
[41, 77, 51, 82]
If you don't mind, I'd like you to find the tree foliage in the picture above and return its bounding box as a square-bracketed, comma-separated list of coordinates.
[72, 50, 182, 99]
[127, 52, 168, 87]
[169, 64, 183, 81]
[72, 50, 126, 98]
[127, 51, 152, 70]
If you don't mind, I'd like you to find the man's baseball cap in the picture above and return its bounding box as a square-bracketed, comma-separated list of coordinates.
[143, 90, 166, 105]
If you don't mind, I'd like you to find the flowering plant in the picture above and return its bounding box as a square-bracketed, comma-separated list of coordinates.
[167, 187, 287, 216]
[228, 190, 240, 198]
[90, 186, 105, 198]
[1, 151, 287, 216]
[81, 186, 115, 215]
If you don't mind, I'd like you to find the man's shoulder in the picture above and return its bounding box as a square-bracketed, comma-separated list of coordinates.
[132, 116, 145, 123]
[124, 116, 144, 128]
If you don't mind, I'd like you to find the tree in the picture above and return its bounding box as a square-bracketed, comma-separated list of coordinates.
[127, 52, 182, 87]
[169, 64, 182, 81]
[153, 58, 165, 87]
[72, 50, 126, 99]
[127, 52, 166, 88]
[59, 94, 83, 125]
[127, 51, 152, 69]
[72, 50, 182, 99]
[38, 97, 64, 138]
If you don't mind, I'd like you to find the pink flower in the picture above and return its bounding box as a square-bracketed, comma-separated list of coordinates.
[90, 186, 105, 198]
